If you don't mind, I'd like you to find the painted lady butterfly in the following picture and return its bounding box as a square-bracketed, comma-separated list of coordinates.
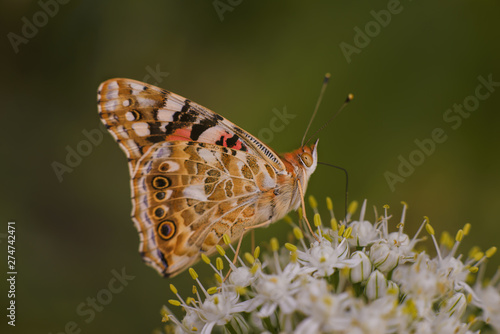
[97, 79, 318, 277]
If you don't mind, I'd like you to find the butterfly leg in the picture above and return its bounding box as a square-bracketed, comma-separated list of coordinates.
[223, 219, 272, 282]
[296, 180, 321, 242]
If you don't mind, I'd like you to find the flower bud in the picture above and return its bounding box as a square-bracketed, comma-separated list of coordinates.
[349, 251, 372, 283]
[365, 270, 387, 300]
[370, 242, 399, 273]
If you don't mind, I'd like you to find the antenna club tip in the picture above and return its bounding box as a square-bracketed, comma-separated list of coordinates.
[324, 73, 331, 83]
[346, 93, 354, 102]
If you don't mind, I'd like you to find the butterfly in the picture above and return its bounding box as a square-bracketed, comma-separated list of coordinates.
[97, 78, 318, 277]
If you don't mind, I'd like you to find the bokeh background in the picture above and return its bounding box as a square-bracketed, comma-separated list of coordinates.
[1, 0, 499, 333]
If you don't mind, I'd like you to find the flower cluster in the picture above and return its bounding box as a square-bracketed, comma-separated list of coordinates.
[161, 199, 499, 334]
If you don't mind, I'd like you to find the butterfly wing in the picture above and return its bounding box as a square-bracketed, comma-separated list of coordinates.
[97, 79, 285, 276]
[131, 141, 278, 277]
[97, 78, 286, 174]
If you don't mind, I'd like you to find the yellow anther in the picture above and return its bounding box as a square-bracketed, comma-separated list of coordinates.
[213, 296, 219, 305]
[244, 252, 255, 264]
[338, 224, 346, 236]
[314, 213, 322, 227]
[383, 204, 390, 209]
[425, 223, 435, 236]
[423, 216, 430, 224]
[168, 299, 181, 306]
[271, 237, 279, 252]
[330, 218, 338, 231]
[463, 223, 471, 235]
[298, 207, 303, 220]
[326, 197, 333, 211]
[216, 257, 224, 271]
[293, 227, 304, 240]
[285, 243, 298, 252]
[162, 315, 169, 322]
[440, 231, 452, 248]
[400, 201, 408, 208]
[348, 201, 358, 215]
[309, 195, 318, 209]
[486, 247, 497, 258]
[207, 287, 218, 295]
[192, 327, 198, 331]
[189, 268, 198, 280]
[344, 226, 353, 239]
[192, 286, 197, 294]
[214, 273, 222, 283]
[468, 246, 481, 258]
[216, 245, 225, 256]
[250, 263, 260, 274]
[474, 252, 484, 261]
[319, 256, 326, 263]
[469, 266, 479, 273]
[169, 284, 178, 294]
[254, 246, 260, 259]
[283, 215, 293, 224]
[223, 234, 231, 245]
[201, 253, 211, 264]
[455, 229, 464, 242]
[186, 297, 194, 305]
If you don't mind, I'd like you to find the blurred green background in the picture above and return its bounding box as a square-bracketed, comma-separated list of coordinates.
[1, 0, 499, 333]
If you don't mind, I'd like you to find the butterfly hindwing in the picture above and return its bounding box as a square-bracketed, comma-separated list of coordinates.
[132, 141, 278, 276]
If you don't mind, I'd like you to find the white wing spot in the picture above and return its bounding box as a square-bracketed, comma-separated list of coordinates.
[154, 145, 171, 159]
[132, 122, 150, 137]
[157, 109, 174, 121]
[183, 185, 208, 201]
[108, 81, 119, 90]
[123, 99, 131, 107]
[166, 161, 180, 172]
[104, 100, 119, 111]
[130, 82, 145, 93]
[125, 111, 135, 121]
[106, 89, 118, 99]
[165, 98, 182, 111]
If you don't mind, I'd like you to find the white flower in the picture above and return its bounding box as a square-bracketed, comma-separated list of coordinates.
[298, 237, 361, 277]
[163, 199, 496, 334]
[294, 279, 352, 334]
[251, 261, 302, 317]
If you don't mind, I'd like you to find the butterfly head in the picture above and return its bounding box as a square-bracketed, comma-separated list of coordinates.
[283, 139, 319, 180]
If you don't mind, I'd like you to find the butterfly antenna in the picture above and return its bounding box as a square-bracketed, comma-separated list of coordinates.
[318, 161, 349, 222]
[304, 93, 353, 148]
[301, 73, 331, 147]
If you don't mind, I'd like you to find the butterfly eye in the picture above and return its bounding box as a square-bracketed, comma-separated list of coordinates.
[158, 220, 176, 240]
[300, 152, 313, 167]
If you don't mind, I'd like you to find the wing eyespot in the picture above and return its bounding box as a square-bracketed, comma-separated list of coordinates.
[153, 206, 167, 219]
[152, 176, 170, 189]
[158, 220, 176, 240]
